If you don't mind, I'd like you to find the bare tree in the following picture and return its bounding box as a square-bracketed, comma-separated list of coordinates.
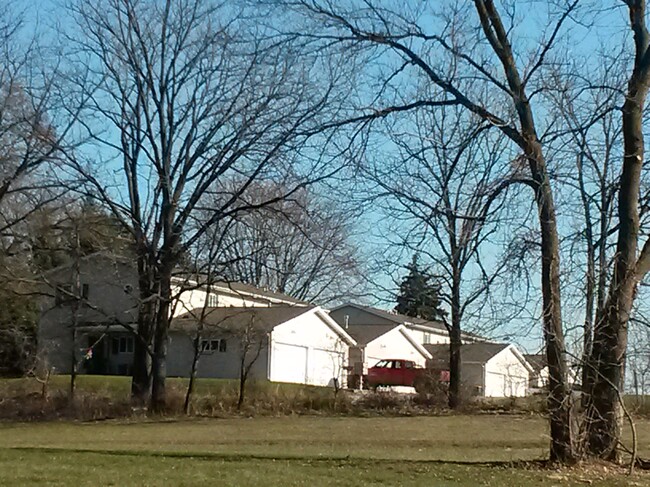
[64, 0, 354, 410]
[584, 0, 650, 461]
[365, 105, 521, 408]
[209, 183, 365, 306]
[281, 0, 578, 462]
[0, 4, 84, 238]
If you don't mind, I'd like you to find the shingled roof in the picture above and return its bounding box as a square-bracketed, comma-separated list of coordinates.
[345, 324, 397, 346]
[523, 354, 546, 373]
[424, 343, 510, 368]
[173, 305, 315, 333]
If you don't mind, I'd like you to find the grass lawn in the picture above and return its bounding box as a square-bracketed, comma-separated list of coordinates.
[1, 416, 650, 486]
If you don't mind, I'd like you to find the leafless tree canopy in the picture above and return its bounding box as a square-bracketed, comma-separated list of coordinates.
[201, 182, 364, 306]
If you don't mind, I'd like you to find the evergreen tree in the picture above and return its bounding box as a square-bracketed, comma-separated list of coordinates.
[395, 254, 446, 321]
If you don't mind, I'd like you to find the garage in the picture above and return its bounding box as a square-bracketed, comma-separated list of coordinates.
[270, 341, 308, 384]
[308, 348, 344, 386]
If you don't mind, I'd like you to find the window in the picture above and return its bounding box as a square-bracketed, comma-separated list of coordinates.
[112, 336, 134, 355]
[207, 294, 218, 307]
[375, 360, 389, 368]
[201, 338, 227, 353]
[55, 284, 73, 305]
[392, 361, 402, 369]
[55, 283, 89, 305]
[404, 361, 414, 369]
[423, 333, 431, 344]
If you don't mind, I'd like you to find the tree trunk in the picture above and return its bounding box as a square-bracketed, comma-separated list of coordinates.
[586, 90, 645, 460]
[184, 336, 201, 415]
[237, 356, 247, 411]
[527, 143, 573, 463]
[151, 270, 172, 412]
[131, 254, 155, 404]
[448, 276, 462, 409]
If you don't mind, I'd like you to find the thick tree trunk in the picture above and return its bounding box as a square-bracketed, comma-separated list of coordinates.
[131, 334, 152, 404]
[151, 270, 172, 412]
[586, 86, 645, 460]
[526, 143, 573, 463]
[131, 255, 155, 404]
[448, 278, 462, 409]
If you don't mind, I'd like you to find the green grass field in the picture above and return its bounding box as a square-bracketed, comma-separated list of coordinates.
[1, 416, 649, 486]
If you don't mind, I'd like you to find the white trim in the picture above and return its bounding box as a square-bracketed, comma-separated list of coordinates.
[506, 345, 536, 373]
[397, 326, 433, 360]
[313, 308, 357, 347]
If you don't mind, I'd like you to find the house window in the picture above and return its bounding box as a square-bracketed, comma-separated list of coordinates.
[201, 338, 227, 353]
[423, 333, 431, 344]
[112, 336, 134, 354]
[55, 283, 89, 305]
[55, 284, 73, 305]
[207, 294, 218, 307]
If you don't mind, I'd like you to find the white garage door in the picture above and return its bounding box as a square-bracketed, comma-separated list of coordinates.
[271, 342, 307, 384]
[308, 348, 343, 387]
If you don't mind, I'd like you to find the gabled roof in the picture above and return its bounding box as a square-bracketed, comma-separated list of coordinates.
[523, 354, 546, 373]
[346, 323, 432, 360]
[331, 303, 487, 341]
[173, 305, 356, 346]
[346, 324, 397, 346]
[424, 342, 509, 368]
[174, 305, 313, 332]
[332, 303, 447, 330]
[424, 343, 534, 373]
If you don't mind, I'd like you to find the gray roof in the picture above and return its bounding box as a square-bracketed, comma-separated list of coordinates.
[424, 343, 510, 368]
[340, 304, 447, 331]
[333, 304, 487, 342]
[345, 324, 397, 346]
[523, 354, 546, 372]
[173, 305, 314, 333]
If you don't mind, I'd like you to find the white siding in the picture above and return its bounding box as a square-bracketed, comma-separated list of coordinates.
[408, 328, 449, 346]
[364, 328, 428, 368]
[171, 286, 276, 316]
[269, 310, 347, 387]
[270, 342, 308, 384]
[483, 347, 529, 397]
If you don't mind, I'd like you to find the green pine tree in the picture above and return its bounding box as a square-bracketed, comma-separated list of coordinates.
[395, 254, 447, 321]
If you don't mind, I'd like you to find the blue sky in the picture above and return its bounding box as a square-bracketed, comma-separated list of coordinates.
[20, 0, 643, 354]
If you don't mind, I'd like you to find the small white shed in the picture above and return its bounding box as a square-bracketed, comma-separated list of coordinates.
[425, 343, 533, 398]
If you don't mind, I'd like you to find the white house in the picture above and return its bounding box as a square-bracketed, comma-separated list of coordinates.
[172, 305, 356, 387]
[425, 343, 534, 397]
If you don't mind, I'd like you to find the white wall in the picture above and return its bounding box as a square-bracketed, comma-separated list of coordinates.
[270, 310, 347, 387]
[483, 347, 530, 397]
[407, 327, 449, 346]
[171, 286, 277, 317]
[364, 327, 427, 368]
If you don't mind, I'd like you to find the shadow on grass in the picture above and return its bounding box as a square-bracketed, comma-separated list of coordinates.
[4, 445, 547, 470]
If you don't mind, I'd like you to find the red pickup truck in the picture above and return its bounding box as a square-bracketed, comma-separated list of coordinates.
[367, 359, 449, 391]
